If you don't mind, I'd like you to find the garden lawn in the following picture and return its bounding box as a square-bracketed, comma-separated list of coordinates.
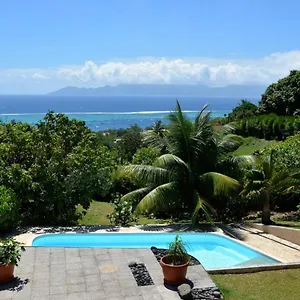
[212, 269, 300, 300]
[232, 137, 278, 156]
[78, 201, 173, 225]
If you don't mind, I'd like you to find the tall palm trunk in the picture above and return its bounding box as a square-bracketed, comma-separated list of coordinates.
[262, 192, 271, 225]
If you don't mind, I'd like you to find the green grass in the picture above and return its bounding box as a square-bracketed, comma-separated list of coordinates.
[78, 201, 114, 225]
[232, 137, 278, 156]
[247, 218, 300, 230]
[78, 201, 173, 226]
[212, 269, 300, 300]
[272, 220, 300, 229]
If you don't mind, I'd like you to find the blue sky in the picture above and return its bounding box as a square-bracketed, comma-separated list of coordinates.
[1, 0, 300, 94]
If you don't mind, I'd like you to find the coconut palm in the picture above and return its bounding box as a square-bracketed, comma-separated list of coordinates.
[240, 151, 300, 225]
[120, 101, 241, 224]
[143, 120, 169, 154]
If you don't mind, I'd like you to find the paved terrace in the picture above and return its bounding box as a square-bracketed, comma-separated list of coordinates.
[0, 247, 215, 300]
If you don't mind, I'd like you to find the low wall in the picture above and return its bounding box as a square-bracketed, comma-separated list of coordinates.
[250, 223, 300, 246]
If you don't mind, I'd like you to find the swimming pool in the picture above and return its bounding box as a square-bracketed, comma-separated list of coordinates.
[32, 233, 278, 269]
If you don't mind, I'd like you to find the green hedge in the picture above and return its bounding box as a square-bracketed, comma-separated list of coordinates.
[235, 114, 300, 140]
[0, 186, 19, 232]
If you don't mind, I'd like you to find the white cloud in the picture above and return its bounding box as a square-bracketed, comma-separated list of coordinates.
[1, 50, 300, 93]
[32, 73, 50, 80]
[57, 51, 300, 87]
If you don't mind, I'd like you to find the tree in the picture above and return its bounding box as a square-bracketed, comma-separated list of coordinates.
[118, 124, 142, 161]
[240, 151, 300, 224]
[119, 101, 240, 224]
[0, 112, 117, 226]
[258, 70, 300, 115]
[227, 99, 257, 121]
[143, 120, 169, 153]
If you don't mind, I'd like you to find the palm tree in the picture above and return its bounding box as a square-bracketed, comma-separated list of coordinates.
[143, 120, 169, 153]
[119, 101, 241, 224]
[240, 151, 300, 225]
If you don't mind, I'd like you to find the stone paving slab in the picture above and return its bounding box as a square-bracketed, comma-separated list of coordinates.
[0, 247, 215, 300]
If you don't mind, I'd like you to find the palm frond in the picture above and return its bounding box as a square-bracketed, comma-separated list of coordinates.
[119, 164, 172, 186]
[121, 187, 151, 203]
[262, 150, 274, 179]
[200, 172, 240, 196]
[135, 182, 179, 213]
[153, 154, 189, 174]
[216, 134, 244, 154]
[191, 190, 216, 225]
[167, 100, 193, 162]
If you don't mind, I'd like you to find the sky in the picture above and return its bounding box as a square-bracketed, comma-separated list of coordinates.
[1, 0, 300, 94]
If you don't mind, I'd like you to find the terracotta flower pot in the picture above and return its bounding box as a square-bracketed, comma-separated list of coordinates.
[160, 255, 189, 285]
[0, 263, 15, 284]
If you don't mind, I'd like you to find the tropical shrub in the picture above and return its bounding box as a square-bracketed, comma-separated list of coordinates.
[0, 238, 25, 266]
[108, 193, 136, 226]
[132, 147, 160, 165]
[235, 114, 300, 140]
[240, 151, 300, 224]
[257, 135, 300, 211]
[0, 186, 19, 232]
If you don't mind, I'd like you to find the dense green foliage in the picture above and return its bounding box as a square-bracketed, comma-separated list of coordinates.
[259, 70, 300, 115]
[0, 112, 117, 227]
[240, 152, 300, 224]
[235, 114, 300, 140]
[226, 100, 258, 122]
[107, 194, 136, 226]
[2, 75, 300, 229]
[262, 134, 300, 171]
[0, 186, 19, 232]
[0, 238, 25, 266]
[118, 124, 142, 161]
[132, 147, 160, 165]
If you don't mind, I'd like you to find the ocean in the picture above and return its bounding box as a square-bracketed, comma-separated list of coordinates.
[0, 95, 258, 131]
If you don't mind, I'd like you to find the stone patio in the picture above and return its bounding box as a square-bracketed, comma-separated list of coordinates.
[0, 247, 215, 300]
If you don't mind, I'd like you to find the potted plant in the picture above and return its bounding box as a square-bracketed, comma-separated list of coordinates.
[160, 234, 189, 285]
[0, 238, 25, 283]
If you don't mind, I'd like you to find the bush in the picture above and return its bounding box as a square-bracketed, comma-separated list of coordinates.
[235, 114, 300, 140]
[108, 194, 137, 226]
[132, 147, 160, 165]
[0, 186, 19, 232]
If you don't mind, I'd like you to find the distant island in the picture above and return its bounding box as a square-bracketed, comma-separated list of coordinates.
[48, 84, 267, 97]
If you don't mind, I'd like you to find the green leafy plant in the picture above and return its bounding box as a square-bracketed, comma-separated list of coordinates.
[0, 238, 25, 266]
[108, 193, 137, 226]
[0, 186, 19, 232]
[166, 234, 189, 265]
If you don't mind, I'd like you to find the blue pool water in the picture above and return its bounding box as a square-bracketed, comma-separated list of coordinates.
[32, 233, 278, 269]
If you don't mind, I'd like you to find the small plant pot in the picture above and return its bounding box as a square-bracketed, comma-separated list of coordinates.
[160, 255, 189, 285]
[0, 263, 15, 284]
